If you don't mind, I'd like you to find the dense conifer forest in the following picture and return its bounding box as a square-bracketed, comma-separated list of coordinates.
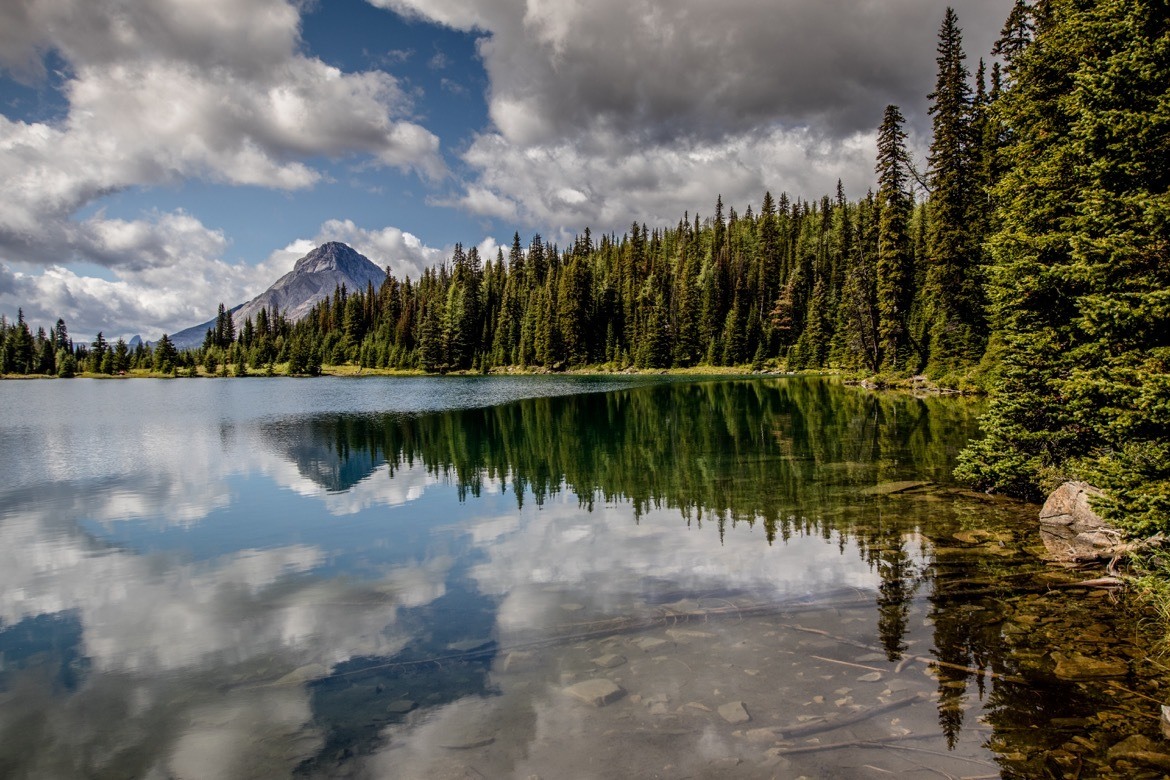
[2, 1, 1166, 534]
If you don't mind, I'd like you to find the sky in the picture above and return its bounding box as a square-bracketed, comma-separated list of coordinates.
[0, 0, 1014, 342]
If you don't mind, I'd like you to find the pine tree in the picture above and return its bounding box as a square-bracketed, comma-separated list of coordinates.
[874, 105, 915, 372]
[923, 7, 982, 377]
[992, 0, 1035, 83]
[154, 334, 177, 373]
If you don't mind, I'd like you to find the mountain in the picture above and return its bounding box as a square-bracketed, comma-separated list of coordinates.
[170, 242, 386, 349]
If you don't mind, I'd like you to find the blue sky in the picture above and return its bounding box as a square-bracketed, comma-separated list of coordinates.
[0, 0, 1013, 340]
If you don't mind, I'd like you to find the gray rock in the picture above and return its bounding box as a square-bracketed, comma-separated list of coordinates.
[1039, 482, 1125, 561]
[564, 678, 626, 707]
[718, 701, 751, 724]
[592, 653, 627, 669]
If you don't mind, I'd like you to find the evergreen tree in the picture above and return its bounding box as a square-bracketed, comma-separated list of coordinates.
[958, 0, 1170, 534]
[874, 105, 915, 372]
[923, 7, 982, 377]
[992, 0, 1035, 82]
[154, 334, 177, 373]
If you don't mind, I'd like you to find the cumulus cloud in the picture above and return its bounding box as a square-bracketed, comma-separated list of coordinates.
[0, 241, 288, 341]
[374, 0, 1012, 232]
[0, 0, 445, 292]
[444, 125, 885, 232]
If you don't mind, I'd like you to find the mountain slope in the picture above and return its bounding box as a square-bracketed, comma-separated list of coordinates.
[170, 242, 386, 349]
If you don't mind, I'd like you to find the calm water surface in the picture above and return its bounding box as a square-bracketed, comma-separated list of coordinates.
[0, 376, 1165, 779]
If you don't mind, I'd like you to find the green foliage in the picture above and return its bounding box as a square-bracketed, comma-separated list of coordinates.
[958, 0, 1170, 535]
[203, 347, 219, 375]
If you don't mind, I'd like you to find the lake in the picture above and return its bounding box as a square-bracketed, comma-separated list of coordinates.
[0, 376, 1165, 778]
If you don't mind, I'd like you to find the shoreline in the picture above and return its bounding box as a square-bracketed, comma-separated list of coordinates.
[1, 364, 980, 395]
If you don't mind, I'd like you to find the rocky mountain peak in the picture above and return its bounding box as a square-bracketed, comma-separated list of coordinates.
[292, 241, 371, 275]
[168, 241, 386, 349]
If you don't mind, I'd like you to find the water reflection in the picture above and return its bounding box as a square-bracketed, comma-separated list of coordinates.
[0, 377, 1162, 778]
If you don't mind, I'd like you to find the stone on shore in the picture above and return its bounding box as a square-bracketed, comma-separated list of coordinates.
[1039, 482, 1125, 562]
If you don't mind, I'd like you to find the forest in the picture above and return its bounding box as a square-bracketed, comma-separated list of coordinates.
[1, 0, 1166, 534]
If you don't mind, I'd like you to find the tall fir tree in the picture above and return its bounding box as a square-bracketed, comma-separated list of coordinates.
[874, 105, 915, 372]
[923, 7, 982, 377]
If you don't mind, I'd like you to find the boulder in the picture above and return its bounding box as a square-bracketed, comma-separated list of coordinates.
[1039, 482, 1125, 561]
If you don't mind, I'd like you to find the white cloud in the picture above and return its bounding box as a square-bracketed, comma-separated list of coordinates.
[0, 0, 446, 284]
[374, 0, 1012, 234]
[443, 126, 878, 233]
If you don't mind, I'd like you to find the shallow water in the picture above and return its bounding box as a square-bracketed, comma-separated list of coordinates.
[0, 376, 1166, 778]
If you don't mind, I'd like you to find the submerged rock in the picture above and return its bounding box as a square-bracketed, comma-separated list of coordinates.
[1107, 734, 1170, 770]
[564, 678, 626, 707]
[385, 699, 416, 715]
[666, 629, 716, 643]
[1039, 482, 1125, 562]
[718, 701, 751, 724]
[1050, 651, 1128, 680]
[860, 481, 933, 496]
[592, 653, 627, 669]
[634, 637, 669, 652]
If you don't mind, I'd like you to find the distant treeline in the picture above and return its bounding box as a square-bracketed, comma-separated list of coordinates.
[2, 2, 1166, 535]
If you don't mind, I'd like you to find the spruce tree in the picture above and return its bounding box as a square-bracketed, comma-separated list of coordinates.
[874, 105, 915, 372]
[923, 7, 982, 377]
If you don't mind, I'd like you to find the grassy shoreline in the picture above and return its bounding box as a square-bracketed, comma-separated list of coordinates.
[1, 364, 983, 394]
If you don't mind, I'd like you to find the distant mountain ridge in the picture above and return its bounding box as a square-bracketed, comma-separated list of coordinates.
[170, 242, 385, 349]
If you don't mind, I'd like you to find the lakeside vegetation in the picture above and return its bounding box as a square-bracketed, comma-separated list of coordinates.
[1, 1, 1166, 538]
